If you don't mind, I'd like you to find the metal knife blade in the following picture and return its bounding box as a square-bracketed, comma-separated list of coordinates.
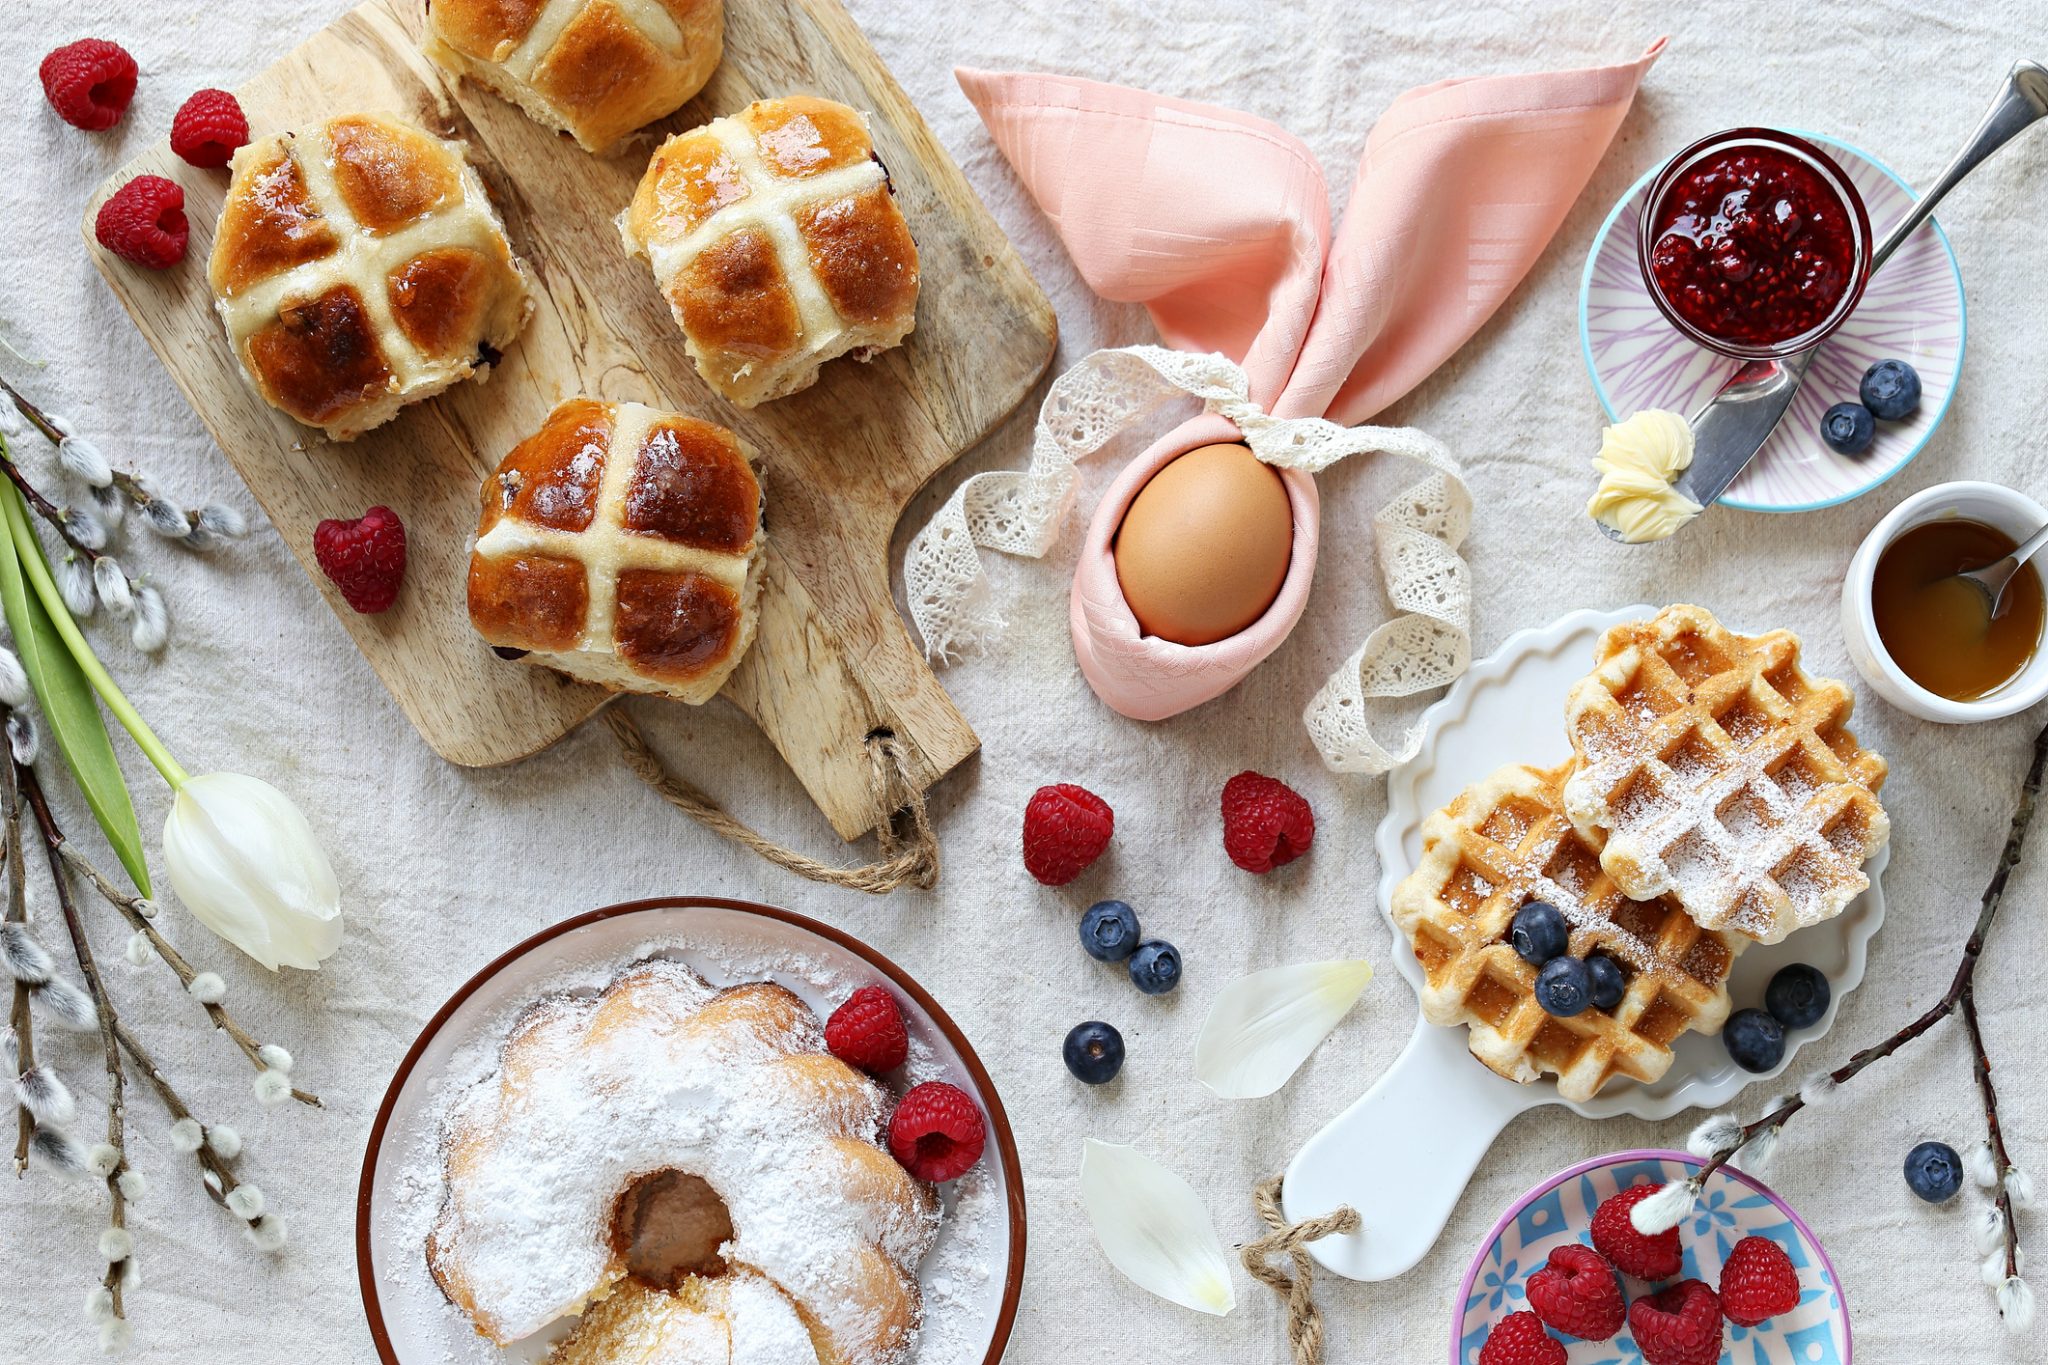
[1676, 351, 1817, 506]
[1591, 352, 1814, 544]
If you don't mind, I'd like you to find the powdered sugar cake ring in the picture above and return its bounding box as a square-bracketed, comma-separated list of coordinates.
[1454, 1150, 1850, 1364]
[356, 897, 1024, 1365]
[1580, 132, 1964, 513]
[1283, 608, 1884, 1282]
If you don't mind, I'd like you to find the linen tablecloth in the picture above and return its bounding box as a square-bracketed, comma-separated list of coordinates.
[3, 1, 2043, 1359]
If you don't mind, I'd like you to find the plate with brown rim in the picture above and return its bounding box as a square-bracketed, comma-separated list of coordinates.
[355, 897, 1025, 1363]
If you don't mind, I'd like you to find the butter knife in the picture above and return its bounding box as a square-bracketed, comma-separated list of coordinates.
[1599, 59, 2048, 543]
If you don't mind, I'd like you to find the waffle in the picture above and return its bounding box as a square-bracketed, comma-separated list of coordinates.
[1391, 761, 1744, 1101]
[1561, 604, 1890, 945]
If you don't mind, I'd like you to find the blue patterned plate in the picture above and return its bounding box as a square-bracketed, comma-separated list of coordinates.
[1454, 1150, 1850, 1364]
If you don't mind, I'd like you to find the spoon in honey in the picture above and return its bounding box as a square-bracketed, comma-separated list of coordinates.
[1951, 518, 2048, 618]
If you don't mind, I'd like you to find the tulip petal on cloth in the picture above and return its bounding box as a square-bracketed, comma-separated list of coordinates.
[1079, 1139, 1238, 1315]
[1194, 958, 1374, 1099]
[910, 44, 1663, 767]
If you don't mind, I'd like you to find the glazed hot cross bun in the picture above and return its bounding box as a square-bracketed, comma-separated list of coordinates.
[423, 0, 724, 156]
[467, 398, 765, 704]
[207, 112, 531, 441]
[619, 96, 920, 407]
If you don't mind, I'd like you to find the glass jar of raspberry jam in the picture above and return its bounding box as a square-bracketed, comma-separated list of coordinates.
[1637, 128, 1872, 359]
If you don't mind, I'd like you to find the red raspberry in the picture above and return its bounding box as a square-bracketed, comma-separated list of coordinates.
[313, 506, 408, 613]
[1021, 783, 1113, 886]
[823, 985, 908, 1074]
[886, 1081, 984, 1183]
[1219, 771, 1314, 873]
[1477, 1310, 1566, 1365]
[39, 39, 139, 131]
[1591, 1183, 1683, 1280]
[1628, 1279, 1724, 1365]
[94, 176, 188, 270]
[1526, 1242, 1625, 1341]
[1717, 1235, 1800, 1327]
[170, 89, 249, 168]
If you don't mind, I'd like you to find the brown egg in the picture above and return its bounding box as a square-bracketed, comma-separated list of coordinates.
[1113, 442, 1293, 646]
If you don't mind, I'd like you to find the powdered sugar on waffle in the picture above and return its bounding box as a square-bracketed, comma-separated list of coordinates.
[1410, 765, 1719, 984]
[1568, 715, 1876, 941]
[1479, 819, 1699, 979]
[382, 934, 1005, 1364]
[1563, 640, 1890, 945]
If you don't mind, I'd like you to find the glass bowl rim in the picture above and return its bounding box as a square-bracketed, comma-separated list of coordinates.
[1635, 125, 1875, 361]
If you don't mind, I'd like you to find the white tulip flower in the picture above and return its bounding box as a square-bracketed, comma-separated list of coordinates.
[162, 773, 340, 971]
[0, 483, 343, 972]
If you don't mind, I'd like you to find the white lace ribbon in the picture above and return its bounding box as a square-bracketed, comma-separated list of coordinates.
[905, 345, 1472, 774]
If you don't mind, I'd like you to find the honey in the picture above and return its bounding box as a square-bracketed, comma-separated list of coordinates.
[1871, 519, 2045, 701]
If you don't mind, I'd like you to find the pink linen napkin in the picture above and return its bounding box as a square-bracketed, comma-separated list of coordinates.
[957, 41, 1664, 721]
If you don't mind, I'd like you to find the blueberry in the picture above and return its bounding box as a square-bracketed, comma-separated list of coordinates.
[1535, 957, 1592, 1017]
[1585, 953, 1627, 1011]
[1764, 963, 1831, 1031]
[1860, 359, 1922, 421]
[1509, 901, 1569, 966]
[1820, 402, 1874, 455]
[1723, 1007, 1786, 1073]
[1079, 900, 1141, 962]
[1904, 1140, 1964, 1204]
[1063, 1020, 1125, 1084]
[1128, 940, 1181, 994]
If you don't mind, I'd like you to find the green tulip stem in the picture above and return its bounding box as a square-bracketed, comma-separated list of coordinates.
[0, 488, 189, 790]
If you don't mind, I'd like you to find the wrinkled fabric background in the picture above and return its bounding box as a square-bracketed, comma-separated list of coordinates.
[4, 1, 2044, 1360]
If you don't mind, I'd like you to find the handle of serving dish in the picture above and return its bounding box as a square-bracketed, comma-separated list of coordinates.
[1282, 1016, 1536, 1281]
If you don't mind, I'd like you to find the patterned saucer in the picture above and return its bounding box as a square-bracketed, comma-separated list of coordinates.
[1580, 132, 1964, 513]
[1454, 1150, 1850, 1364]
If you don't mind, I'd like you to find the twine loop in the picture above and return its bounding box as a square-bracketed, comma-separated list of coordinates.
[1243, 1174, 1360, 1365]
[606, 707, 940, 893]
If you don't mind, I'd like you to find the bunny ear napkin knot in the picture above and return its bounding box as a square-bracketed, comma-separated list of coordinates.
[914, 43, 1663, 772]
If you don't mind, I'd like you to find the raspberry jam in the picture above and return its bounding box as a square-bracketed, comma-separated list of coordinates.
[1639, 130, 1869, 357]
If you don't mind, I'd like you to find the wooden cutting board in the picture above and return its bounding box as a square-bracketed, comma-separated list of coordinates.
[81, 0, 1055, 840]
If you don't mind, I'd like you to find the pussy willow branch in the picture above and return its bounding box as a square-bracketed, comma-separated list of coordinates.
[4, 753, 34, 1174]
[19, 760, 130, 1320]
[1693, 720, 2048, 1214]
[0, 423, 112, 571]
[1962, 988, 2020, 1278]
[54, 841, 319, 1108]
[0, 377, 61, 447]
[0, 376, 177, 531]
[112, 1017, 247, 1214]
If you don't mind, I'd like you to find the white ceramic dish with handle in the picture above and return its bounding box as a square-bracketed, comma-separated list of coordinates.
[1283, 607, 1887, 1281]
